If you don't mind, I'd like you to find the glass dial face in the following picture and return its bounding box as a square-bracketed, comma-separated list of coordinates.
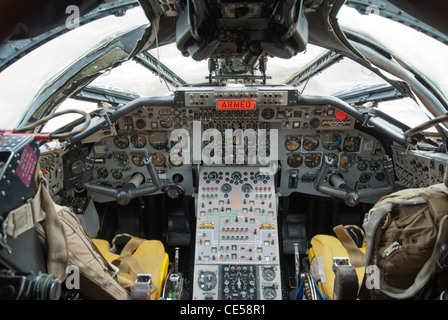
[221, 183, 232, 193]
[130, 133, 147, 148]
[261, 108, 275, 120]
[149, 132, 168, 150]
[208, 171, 218, 181]
[112, 152, 130, 167]
[303, 135, 319, 151]
[169, 153, 184, 167]
[113, 135, 129, 149]
[132, 153, 146, 166]
[287, 154, 303, 168]
[343, 136, 362, 152]
[153, 152, 166, 167]
[322, 132, 342, 150]
[285, 136, 301, 151]
[305, 154, 321, 168]
[97, 167, 108, 179]
[70, 160, 84, 174]
[231, 171, 242, 181]
[241, 183, 253, 193]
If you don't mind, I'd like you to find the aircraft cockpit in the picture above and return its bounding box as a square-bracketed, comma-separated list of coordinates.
[1, 0, 448, 303]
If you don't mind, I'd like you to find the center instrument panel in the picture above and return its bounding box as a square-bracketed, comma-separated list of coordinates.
[193, 166, 281, 300]
[64, 85, 391, 204]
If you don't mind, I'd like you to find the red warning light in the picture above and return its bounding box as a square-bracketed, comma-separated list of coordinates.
[335, 110, 347, 120]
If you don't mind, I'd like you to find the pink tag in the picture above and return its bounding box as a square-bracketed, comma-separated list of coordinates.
[16, 144, 37, 187]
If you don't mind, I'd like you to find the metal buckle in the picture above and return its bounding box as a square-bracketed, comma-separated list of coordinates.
[332, 257, 351, 272]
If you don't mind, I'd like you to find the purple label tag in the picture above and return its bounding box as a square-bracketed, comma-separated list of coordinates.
[16, 144, 37, 187]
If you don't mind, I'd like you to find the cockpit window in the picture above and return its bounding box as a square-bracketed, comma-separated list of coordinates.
[0, 7, 148, 129]
[338, 6, 448, 105]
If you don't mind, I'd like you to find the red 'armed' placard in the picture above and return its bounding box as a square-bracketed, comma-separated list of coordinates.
[216, 99, 256, 110]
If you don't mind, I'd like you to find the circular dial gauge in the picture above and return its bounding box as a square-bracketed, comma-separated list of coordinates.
[231, 171, 242, 181]
[70, 160, 84, 174]
[153, 152, 166, 167]
[113, 135, 129, 149]
[241, 183, 253, 193]
[132, 153, 146, 167]
[221, 183, 232, 193]
[97, 167, 108, 179]
[169, 153, 184, 167]
[261, 108, 275, 120]
[359, 173, 371, 183]
[112, 170, 122, 180]
[287, 154, 303, 168]
[135, 119, 146, 129]
[322, 132, 342, 150]
[370, 161, 381, 171]
[149, 132, 168, 150]
[303, 135, 319, 151]
[262, 268, 276, 281]
[285, 136, 301, 151]
[207, 171, 218, 181]
[305, 154, 321, 168]
[112, 152, 130, 167]
[343, 136, 362, 152]
[357, 160, 369, 171]
[255, 172, 266, 181]
[263, 287, 277, 300]
[198, 271, 217, 291]
[130, 133, 147, 148]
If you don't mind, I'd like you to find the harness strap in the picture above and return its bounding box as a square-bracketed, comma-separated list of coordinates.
[333, 225, 365, 268]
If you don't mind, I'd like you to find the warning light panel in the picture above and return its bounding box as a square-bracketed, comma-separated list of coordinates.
[216, 99, 256, 110]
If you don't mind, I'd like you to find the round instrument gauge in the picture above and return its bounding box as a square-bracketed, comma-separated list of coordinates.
[149, 132, 168, 150]
[169, 153, 184, 167]
[113, 135, 129, 149]
[132, 153, 146, 167]
[303, 135, 319, 151]
[305, 154, 321, 168]
[111, 170, 122, 180]
[207, 171, 218, 181]
[97, 167, 108, 179]
[153, 152, 166, 167]
[231, 171, 242, 181]
[241, 183, 253, 194]
[322, 132, 342, 150]
[262, 268, 276, 281]
[261, 108, 275, 120]
[160, 119, 173, 129]
[263, 287, 277, 300]
[285, 136, 301, 151]
[340, 155, 354, 169]
[254, 172, 266, 181]
[112, 152, 130, 167]
[135, 119, 146, 129]
[130, 133, 146, 148]
[357, 160, 369, 171]
[221, 183, 232, 193]
[359, 173, 371, 183]
[70, 160, 84, 174]
[370, 161, 381, 171]
[287, 154, 303, 168]
[343, 136, 362, 152]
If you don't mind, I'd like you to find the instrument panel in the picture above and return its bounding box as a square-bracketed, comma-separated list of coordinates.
[50, 86, 392, 204]
[391, 145, 448, 188]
